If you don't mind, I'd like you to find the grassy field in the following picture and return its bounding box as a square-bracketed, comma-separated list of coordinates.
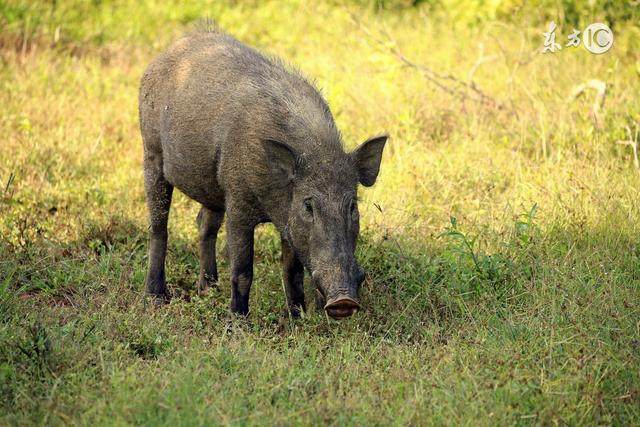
[1, 1, 639, 424]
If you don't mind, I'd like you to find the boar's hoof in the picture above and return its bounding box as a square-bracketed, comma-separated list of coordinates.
[198, 279, 219, 296]
[324, 296, 360, 320]
[148, 292, 171, 306]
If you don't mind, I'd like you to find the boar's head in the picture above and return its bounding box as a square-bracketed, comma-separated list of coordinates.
[263, 135, 388, 319]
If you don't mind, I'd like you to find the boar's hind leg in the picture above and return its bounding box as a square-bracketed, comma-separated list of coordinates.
[197, 207, 224, 293]
[144, 154, 173, 302]
[226, 216, 255, 316]
[282, 239, 305, 317]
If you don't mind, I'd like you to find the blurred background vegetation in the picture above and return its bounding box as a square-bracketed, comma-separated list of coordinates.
[2, 0, 639, 49]
[1, 0, 639, 425]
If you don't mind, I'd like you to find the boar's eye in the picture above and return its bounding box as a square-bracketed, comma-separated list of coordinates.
[303, 198, 314, 216]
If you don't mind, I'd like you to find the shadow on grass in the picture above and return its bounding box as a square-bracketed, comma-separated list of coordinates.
[4, 205, 638, 348]
[1, 211, 463, 340]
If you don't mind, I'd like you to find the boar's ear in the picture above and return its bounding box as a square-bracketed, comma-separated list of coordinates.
[351, 135, 388, 187]
[263, 139, 298, 185]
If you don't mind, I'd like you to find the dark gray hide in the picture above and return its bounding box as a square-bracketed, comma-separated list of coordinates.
[139, 30, 387, 319]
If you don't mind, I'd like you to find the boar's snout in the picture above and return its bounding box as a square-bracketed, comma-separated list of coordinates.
[313, 268, 363, 320]
[324, 295, 360, 319]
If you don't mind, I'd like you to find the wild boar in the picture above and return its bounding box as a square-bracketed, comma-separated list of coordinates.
[139, 30, 387, 319]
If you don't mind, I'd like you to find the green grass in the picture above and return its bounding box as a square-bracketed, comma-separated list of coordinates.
[1, 0, 639, 424]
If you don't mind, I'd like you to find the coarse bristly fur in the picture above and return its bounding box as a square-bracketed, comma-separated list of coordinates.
[139, 29, 388, 318]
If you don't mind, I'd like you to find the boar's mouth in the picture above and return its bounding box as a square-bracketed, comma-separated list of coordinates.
[324, 295, 360, 319]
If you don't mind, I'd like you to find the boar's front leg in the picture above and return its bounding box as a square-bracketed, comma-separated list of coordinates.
[282, 239, 305, 317]
[226, 216, 255, 316]
[197, 206, 224, 293]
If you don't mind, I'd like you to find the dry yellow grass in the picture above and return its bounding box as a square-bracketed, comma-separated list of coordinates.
[1, 1, 639, 424]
